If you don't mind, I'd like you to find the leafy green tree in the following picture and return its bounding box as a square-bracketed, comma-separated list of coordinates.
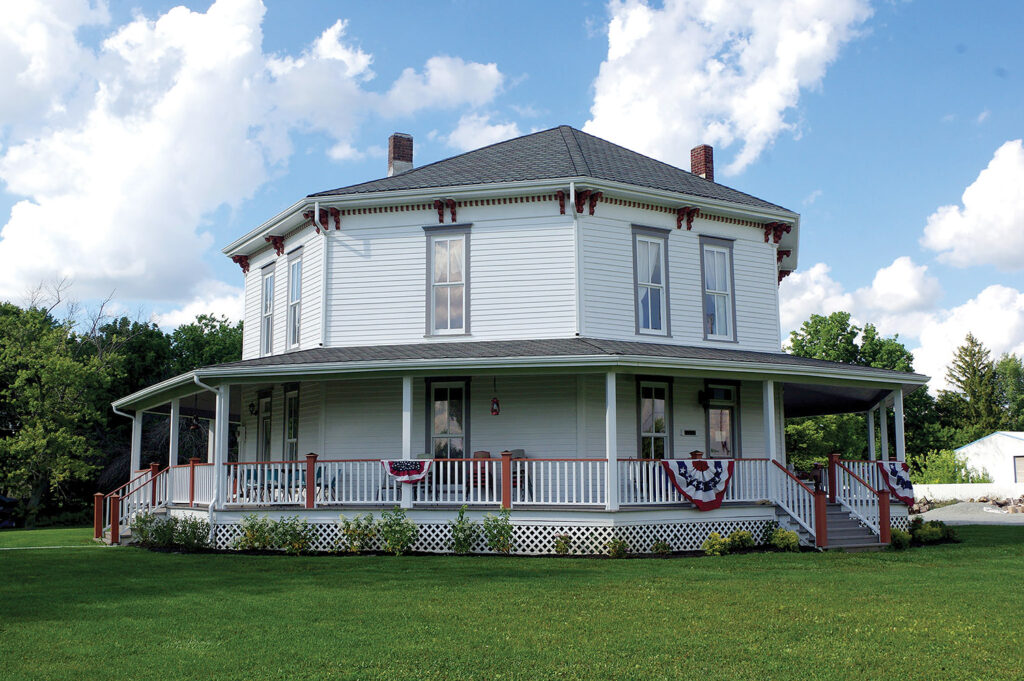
[170, 314, 243, 374]
[942, 333, 1000, 433]
[0, 304, 121, 526]
[994, 353, 1024, 430]
[908, 449, 991, 484]
[788, 312, 860, 364]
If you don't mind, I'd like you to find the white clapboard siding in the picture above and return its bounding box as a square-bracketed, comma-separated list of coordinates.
[241, 266, 262, 360]
[298, 236, 324, 350]
[323, 378, 405, 459]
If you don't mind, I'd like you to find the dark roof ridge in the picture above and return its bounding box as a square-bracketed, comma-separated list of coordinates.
[560, 126, 590, 176]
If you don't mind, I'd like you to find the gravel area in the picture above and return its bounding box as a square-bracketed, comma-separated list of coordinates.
[914, 502, 1024, 526]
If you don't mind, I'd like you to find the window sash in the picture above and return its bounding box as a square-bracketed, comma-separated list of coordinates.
[284, 391, 299, 461]
[432, 236, 465, 332]
[636, 237, 667, 333]
[431, 383, 466, 458]
[261, 273, 274, 356]
[258, 397, 272, 462]
[702, 245, 733, 339]
[288, 259, 301, 348]
[639, 382, 669, 459]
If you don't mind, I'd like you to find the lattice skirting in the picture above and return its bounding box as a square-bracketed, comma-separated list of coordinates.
[212, 518, 774, 555]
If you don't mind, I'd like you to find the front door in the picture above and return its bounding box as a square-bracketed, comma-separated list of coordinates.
[431, 382, 466, 459]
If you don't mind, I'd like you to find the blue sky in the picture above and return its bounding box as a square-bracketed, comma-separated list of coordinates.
[0, 0, 1022, 389]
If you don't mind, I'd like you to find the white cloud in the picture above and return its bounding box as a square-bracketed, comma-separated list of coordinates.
[855, 256, 942, 315]
[151, 279, 245, 329]
[0, 0, 506, 307]
[921, 139, 1024, 270]
[976, 109, 990, 124]
[912, 285, 1024, 392]
[445, 113, 522, 151]
[778, 263, 854, 332]
[802, 189, 823, 205]
[584, 0, 872, 175]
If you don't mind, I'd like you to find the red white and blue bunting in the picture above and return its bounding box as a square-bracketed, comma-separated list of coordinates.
[877, 461, 914, 505]
[660, 459, 735, 511]
[381, 460, 432, 484]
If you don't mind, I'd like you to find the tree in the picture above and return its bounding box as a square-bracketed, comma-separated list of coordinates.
[994, 354, 1024, 430]
[939, 334, 1000, 438]
[788, 312, 860, 364]
[170, 314, 243, 374]
[0, 304, 121, 526]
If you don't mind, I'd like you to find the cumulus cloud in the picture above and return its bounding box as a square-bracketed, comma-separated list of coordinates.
[584, 0, 872, 175]
[445, 113, 522, 151]
[0, 0, 506, 317]
[778, 263, 854, 332]
[921, 139, 1024, 270]
[151, 280, 245, 328]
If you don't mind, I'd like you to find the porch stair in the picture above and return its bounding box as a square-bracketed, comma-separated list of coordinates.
[824, 503, 884, 551]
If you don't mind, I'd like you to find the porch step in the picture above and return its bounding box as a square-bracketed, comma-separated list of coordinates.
[824, 503, 882, 549]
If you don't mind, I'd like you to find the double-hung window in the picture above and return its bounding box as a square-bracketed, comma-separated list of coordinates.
[427, 228, 469, 334]
[261, 270, 274, 356]
[639, 381, 671, 459]
[284, 387, 299, 460]
[704, 383, 738, 458]
[633, 227, 669, 335]
[287, 256, 302, 348]
[430, 381, 467, 458]
[701, 237, 735, 341]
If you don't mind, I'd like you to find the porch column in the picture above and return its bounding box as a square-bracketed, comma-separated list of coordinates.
[763, 380, 778, 463]
[130, 412, 143, 473]
[212, 385, 230, 510]
[206, 419, 215, 463]
[169, 399, 180, 467]
[866, 409, 876, 460]
[605, 371, 619, 512]
[401, 376, 413, 509]
[893, 388, 906, 462]
[879, 404, 889, 461]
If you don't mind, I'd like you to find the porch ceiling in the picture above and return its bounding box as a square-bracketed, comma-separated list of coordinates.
[782, 382, 890, 418]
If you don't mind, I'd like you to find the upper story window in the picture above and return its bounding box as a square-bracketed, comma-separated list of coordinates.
[426, 227, 470, 335]
[633, 227, 670, 335]
[287, 256, 302, 349]
[261, 270, 274, 356]
[700, 237, 735, 341]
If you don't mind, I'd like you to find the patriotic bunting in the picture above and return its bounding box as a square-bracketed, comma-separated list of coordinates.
[877, 461, 914, 505]
[381, 459, 432, 484]
[660, 459, 735, 511]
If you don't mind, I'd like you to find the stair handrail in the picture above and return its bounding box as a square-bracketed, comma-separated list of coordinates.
[833, 459, 884, 536]
[103, 466, 171, 536]
[770, 460, 822, 542]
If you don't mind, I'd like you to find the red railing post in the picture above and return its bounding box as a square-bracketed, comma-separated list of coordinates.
[109, 494, 121, 544]
[93, 493, 104, 539]
[149, 462, 161, 506]
[189, 457, 200, 507]
[827, 453, 839, 503]
[878, 490, 891, 544]
[305, 453, 318, 509]
[501, 451, 513, 510]
[814, 489, 829, 549]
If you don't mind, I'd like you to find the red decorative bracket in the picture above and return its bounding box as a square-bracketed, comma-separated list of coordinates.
[556, 190, 566, 215]
[777, 249, 792, 265]
[446, 198, 457, 223]
[265, 235, 285, 256]
[778, 269, 793, 284]
[573, 189, 589, 214]
[676, 206, 700, 230]
[434, 199, 445, 224]
[588, 191, 602, 216]
[318, 208, 329, 231]
[764, 221, 792, 244]
[230, 255, 250, 274]
[329, 207, 341, 230]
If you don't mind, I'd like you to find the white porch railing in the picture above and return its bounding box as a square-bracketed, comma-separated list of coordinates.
[102, 466, 169, 535]
[834, 460, 881, 534]
[410, 458, 503, 505]
[169, 465, 190, 504]
[841, 459, 885, 494]
[225, 461, 306, 506]
[510, 459, 606, 506]
[769, 460, 817, 537]
[193, 464, 215, 505]
[315, 459, 402, 505]
[618, 458, 771, 505]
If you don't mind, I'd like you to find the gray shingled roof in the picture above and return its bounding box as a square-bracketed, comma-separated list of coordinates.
[209, 337, 925, 383]
[309, 126, 793, 214]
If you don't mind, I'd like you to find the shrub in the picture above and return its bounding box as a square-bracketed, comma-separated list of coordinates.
[911, 520, 957, 546]
[274, 515, 315, 555]
[482, 509, 513, 554]
[448, 505, 479, 554]
[553, 533, 573, 556]
[174, 516, 210, 551]
[379, 507, 418, 556]
[769, 528, 800, 552]
[234, 514, 276, 551]
[650, 539, 672, 556]
[339, 513, 377, 554]
[605, 537, 629, 558]
[151, 516, 178, 548]
[889, 528, 911, 550]
[909, 449, 991, 484]
[727, 530, 755, 551]
[129, 512, 159, 546]
[759, 520, 779, 546]
[701, 532, 730, 557]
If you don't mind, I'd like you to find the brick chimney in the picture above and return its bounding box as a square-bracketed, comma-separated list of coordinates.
[388, 133, 413, 177]
[690, 144, 714, 182]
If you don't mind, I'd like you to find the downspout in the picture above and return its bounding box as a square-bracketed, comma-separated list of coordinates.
[318, 200, 329, 347]
[571, 181, 584, 336]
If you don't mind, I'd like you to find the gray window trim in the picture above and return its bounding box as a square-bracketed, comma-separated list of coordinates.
[424, 377, 471, 458]
[699, 235, 738, 343]
[285, 244, 304, 257]
[1015, 455, 1024, 483]
[635, 375, 674, 459]
[631, 225, 671, 337]
[703, 379, 741, 458]
[424, 225, 472, 336]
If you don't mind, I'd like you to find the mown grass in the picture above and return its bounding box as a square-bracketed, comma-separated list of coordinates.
[1, 526, 1022, 680]
[0, 526, 101, 548]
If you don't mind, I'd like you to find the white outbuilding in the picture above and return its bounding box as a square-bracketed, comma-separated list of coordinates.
[956, 432, 1024, 486]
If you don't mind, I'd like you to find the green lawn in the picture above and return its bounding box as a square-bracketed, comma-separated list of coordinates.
[1, 526, 1022, 681]
[0, 526, 101, 548]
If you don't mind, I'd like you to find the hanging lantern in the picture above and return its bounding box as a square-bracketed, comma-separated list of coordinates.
[490, 397, 500, 416]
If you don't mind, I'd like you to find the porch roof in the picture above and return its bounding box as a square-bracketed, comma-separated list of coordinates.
[112, 337, 928, 413]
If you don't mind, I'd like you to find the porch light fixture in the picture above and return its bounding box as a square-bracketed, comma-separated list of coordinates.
[490, 397, 500, 416]
[248, 402, 257, 416]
